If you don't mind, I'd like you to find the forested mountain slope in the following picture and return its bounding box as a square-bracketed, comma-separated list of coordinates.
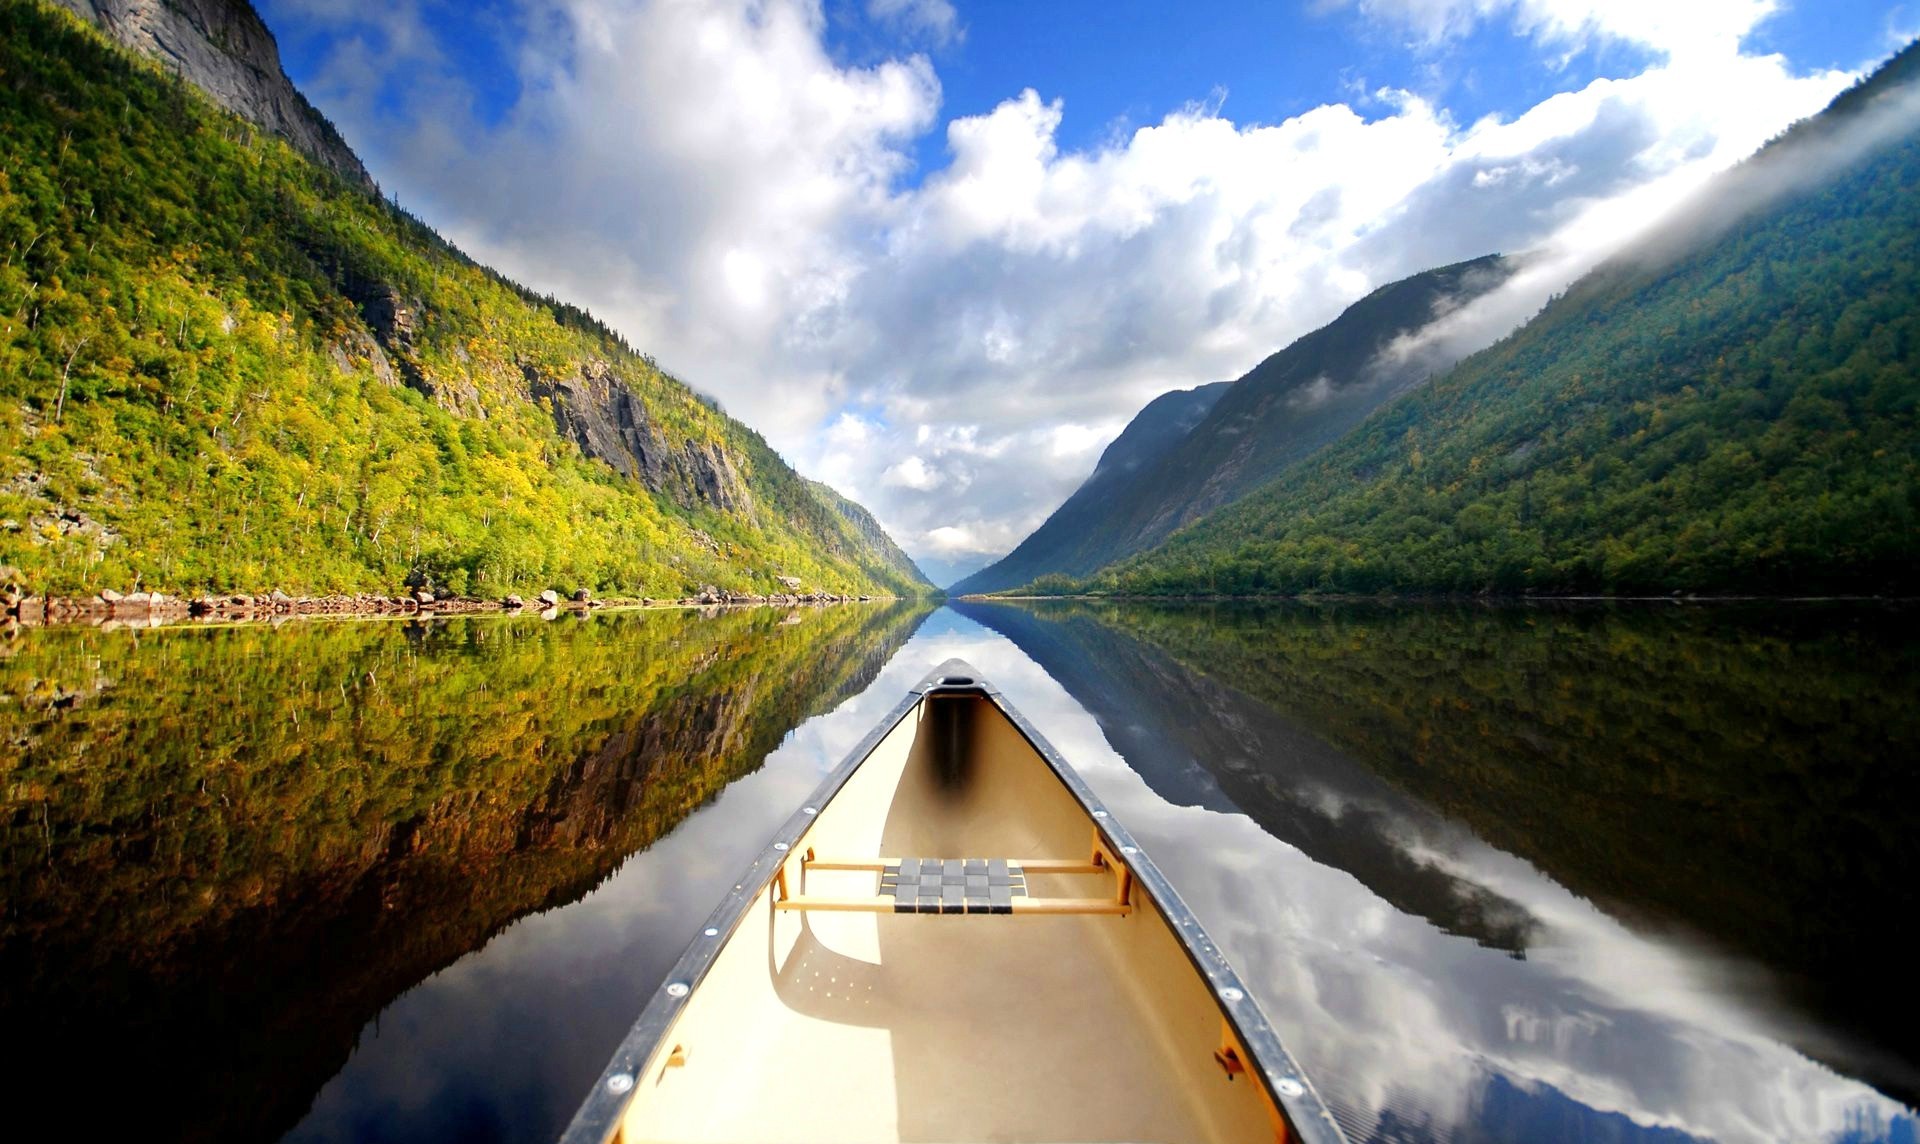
[0, 0, 931, 597]
[1045, 45, 1920, 598]
[954, 255, 1510, 595]
[950, 380, 1228, 592]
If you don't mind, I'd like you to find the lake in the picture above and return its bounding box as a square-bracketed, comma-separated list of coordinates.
[2, 601, 1915, 1143]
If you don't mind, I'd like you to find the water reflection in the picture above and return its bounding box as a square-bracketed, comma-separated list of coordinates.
[0, 604, 928, 1143]
[4, 601, 1915, 1144]
[952, 600, 1919, 1143]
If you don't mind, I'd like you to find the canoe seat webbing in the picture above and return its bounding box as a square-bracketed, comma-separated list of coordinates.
[775, 855, 1132, 916]
[883, 857, 1025, 914]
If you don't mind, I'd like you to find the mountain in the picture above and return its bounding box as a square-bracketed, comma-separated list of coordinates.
[1042, 43, 1920, 599]
[805, 478, 925, 589]
[952, 381, 1228, 593]
[0, 0, 932, 598]
[48, 0, 371, 189]
[953, 255, 1512, 595]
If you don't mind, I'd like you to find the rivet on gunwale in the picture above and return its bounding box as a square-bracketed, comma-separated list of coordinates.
[665, 982, 690, 998]
[774, 842, 790, 851]
[703, 928, 719, 937]
[1220, 987, 1244, 1002]
[1121, 845, 1138, 855]
[1275, 1078, 1305, 1098]
[802, 807, 818, 815]
[606, 1073, 634, 1095]
[1091, 809, 1108, 818]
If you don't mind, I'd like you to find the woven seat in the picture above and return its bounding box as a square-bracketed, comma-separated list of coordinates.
[880, 858, 1028, 914]
[773, 846, 1132, 917]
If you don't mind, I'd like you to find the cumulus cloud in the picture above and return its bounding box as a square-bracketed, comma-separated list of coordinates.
[269, 0, 1863, 584]
[882, 455, 943, 491]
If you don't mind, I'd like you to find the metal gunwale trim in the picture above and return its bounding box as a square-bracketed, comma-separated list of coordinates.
[558, 658, 1346, 1144]
[557, 669, 937, 1144]
[966, 667, 1349, 1144]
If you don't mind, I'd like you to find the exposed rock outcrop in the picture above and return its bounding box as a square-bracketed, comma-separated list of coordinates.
[523, 361, 754, 514]
[50, 0, 373, 190]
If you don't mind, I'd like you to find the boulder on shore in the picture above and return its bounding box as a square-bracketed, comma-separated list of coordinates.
[572, 588, 592, 603]
[99, 588, 125, 603]
[538, 589, 561, 606]
[503, 594, 525, 609]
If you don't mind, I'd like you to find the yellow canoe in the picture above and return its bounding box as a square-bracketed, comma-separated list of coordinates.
[560, 660, 1345, 1144]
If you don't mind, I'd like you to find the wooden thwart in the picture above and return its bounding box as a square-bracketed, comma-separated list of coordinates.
[773, 895, 1132, 915]
[778, 834, 1135, 917]
[804, 856, 1105, 874]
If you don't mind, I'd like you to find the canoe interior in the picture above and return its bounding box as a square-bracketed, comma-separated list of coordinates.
[611, 687, 1291, 1143]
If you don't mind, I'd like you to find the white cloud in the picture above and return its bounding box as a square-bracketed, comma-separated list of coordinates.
[1047, 423, 1107, 460]
[866, 0, 960, 46]
[881, 455, 943, 491]
[276, 0, 1862, 582]
[1330, 0, 1780, 60]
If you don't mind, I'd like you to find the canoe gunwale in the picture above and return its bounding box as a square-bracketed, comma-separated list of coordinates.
[970, 666, 1347, 1144]
[558, 658, 1347, 1144]
[557, 671, 926, 1144]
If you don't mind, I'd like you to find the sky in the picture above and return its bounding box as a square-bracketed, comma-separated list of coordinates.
[256, 0, 1913, 586]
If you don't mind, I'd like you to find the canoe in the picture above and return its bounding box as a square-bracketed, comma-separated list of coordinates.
[560, 659, 1345, 1144]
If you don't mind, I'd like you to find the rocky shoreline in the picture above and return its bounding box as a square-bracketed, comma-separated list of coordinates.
[1, 578, 886, 630]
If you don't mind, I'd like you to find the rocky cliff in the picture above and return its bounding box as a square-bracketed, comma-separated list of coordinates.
[49, 0, 372, 188]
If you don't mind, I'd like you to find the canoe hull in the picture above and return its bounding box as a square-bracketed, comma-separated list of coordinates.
[562, 661, 1344, 1144]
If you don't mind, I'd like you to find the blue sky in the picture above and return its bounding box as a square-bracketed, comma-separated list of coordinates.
[259, 0, 1911, 584]
[269, 2, 1899, 152]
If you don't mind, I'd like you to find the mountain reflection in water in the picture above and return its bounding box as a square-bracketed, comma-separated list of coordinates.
[953, 600, 1919, 1143]
[0, 604, 928, 1143]
[2, 601, 1914, 1144]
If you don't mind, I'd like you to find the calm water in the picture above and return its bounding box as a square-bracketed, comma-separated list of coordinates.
[2, 601, 1916, 1143]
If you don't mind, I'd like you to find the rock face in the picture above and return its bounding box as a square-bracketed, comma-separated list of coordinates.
[523, 361, 753, 514]
[51, 0, 373, 190]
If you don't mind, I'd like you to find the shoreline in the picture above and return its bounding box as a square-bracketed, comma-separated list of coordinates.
[957, 592, 1913, 605]
[2, 587, 898, 631]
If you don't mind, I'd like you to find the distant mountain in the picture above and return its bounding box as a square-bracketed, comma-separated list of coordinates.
[951, 380, 1228, 593]
[0, 0, 932, 597]
[953, 255, 1512, 595]
[805, 479, 926, 590]
[1062, 41, 1920, 599]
